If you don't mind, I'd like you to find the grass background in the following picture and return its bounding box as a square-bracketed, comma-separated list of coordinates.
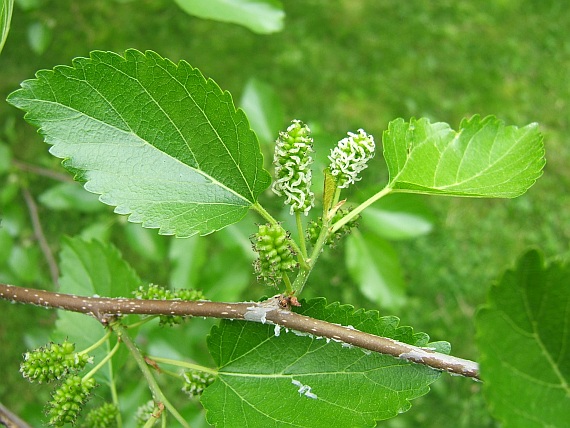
[0, 0, 568, 426]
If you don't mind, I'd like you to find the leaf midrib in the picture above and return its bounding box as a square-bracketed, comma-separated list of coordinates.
[520, 284, 570, 395]
[154, 57, 257, 201]
[390, 122, 536, 192]
[94, 57, 256, 201]
[33, 94, 253, 206]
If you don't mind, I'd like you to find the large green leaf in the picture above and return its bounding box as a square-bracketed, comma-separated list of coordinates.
[383, 115, 544, 197]
[202, 298, 443, 428]
[361, 193, 434, 240]
[476, 250, 570, 427]
[38, 182, 104, 212]
[345, 231, 406, 311]
[174, 0, 284, 34]
[52, 237, 142, 382]
[0, 0, 13, 54]
[239, 78, 284, 145]
[7, 50, 271, 237]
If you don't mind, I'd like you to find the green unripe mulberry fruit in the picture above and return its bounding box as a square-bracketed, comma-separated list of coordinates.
[82, 403, 119, 428]
[182, 369, 215, 397]
[47, 375, 96, 426]
[307, 208, 360, 247]
[252, 223, 297, 285]
[20, 340, 91, 384]
[135, 284, 205, 326]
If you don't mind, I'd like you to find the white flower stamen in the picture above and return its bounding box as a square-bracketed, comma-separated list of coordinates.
[272, 120, 315, 215]
[329, 129, 375, 188]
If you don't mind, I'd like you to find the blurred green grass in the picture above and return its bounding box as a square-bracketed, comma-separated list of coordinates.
[0, 0, 568, 426]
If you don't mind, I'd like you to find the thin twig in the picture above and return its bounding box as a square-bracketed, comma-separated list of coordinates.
[111, 321, 190, 428]
[21, 188, 59, 286]
[0, 402, 32, 428]
[0, 283, 480, 379]
[12, 160, 74, 183]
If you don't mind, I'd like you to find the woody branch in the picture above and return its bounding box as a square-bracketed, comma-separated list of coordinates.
[0, 283, 479, 380]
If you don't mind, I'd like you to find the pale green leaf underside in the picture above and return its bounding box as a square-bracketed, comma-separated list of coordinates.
[383, 115, 545, 197]
[174, 0, 284, 34]
[202, 299, 442, 428]
[476, 250, 570, 427]
[7, 49, 270, 237]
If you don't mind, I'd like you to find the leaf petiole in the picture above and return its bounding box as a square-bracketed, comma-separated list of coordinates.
[148, 356, 218, 376]
[83, 339, 121, 382]
[331, 185, 393, 233]
[80, 329, 112, 355]
[295, 211, 308, 260]
[282, 272, 294, 294]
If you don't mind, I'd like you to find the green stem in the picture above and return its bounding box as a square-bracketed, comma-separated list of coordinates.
[291, 186, 345, 295]
[331, 185, 393, 233]
[331, 187, 342, 212]
[143, 416, 160, 428]
[106, 339, 123, 428]
[80, 329, 112, 355]
[295, 211, 308, 259]
[148, 356, 218, 375]
[83, 339, 120, 381]
[282, 273, 293, 294]
[292, 211, 333, 295]
[111, 322, 190, 428]
[291, 268, 310, 295]
[157, 368, 184, 379]
[252, 202, 279, 225]
[126, 316, 157, 329]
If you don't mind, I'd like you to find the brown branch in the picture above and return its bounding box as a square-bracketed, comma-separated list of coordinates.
[21, 188, 59, 286]
[0, 283, 480, 380]
[0, 402, 32, 428]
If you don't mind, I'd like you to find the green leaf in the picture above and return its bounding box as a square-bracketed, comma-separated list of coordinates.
[202, 298, 442, 428]
[123, 222, 168, 263]
[345, 231, 406, 311]
[57, 236, 141, 298]
[0, 0, 13, 54]
[322, 168, 336, 213]
[27, 20, 52, 55]
[383, 115, 545, 197]
[361, 193, 434, 240]
[476, 250, 570, 427]
[168, 235, 207, 289]
[38, 182, 104, 212]
[239, 78, 284, 145]
[53, 237, 142, 382]
[7, 245, 43, 284]
[7, 49, 271, 237]
[174, 0, 284, 34]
